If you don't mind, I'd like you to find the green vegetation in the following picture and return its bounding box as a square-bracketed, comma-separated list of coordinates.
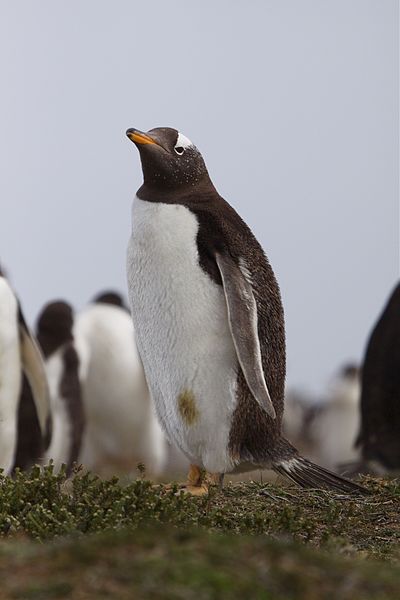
[1, 466, 399, 559]
[0, 466, 398, 598]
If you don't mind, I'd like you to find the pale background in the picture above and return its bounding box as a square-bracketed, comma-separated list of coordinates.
[0, 1, 398, 395]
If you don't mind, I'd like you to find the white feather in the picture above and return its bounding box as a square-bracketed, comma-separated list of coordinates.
[127, 197, 239, 473]
[175, 132, 193, 149]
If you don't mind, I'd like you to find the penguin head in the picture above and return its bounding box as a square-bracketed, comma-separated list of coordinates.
[92, 290, 127, 310]
[340, 363, 360, 381]
[36, 301, 74, 358]
[126, 127, 210, 190]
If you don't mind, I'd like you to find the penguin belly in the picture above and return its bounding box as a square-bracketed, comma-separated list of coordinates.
[127, 198, 238, 473]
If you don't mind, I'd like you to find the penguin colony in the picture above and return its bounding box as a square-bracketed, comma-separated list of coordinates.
[0, 271, 167, 477]
[0, 128, 397, 489]
[34, 294, 166, 477]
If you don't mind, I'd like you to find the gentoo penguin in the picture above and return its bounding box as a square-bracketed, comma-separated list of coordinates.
[39, 301, 85, 476]
[0, 267, 50, 473]
[125, 127, 365, 494]
[355, 283, 400, 473]
[41, 297, 166, 478]
[73, 295, 167, 477]
[308, 364, 361, 472]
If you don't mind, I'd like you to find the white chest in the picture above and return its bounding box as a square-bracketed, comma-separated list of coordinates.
[126, 197, 238, 472]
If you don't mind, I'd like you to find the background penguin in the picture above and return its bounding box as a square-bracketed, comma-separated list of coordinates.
[308, 363, 361, 472]
[39, 301, 85, 476]
[41, 295, 166, 478]
[126, 126, 365, 494]
[0, 265, 50, 473]
[355, 282, 400, 473]
[73, 293, 167, 477]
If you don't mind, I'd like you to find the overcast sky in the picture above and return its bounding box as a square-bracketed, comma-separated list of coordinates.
[0, 1, 398, 394]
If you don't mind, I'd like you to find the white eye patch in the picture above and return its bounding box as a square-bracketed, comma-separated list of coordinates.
[175, 132, 193, 149]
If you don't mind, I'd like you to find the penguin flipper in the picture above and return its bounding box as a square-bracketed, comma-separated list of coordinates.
[18, 309, 50, 435]
[215, 252, 276, 419]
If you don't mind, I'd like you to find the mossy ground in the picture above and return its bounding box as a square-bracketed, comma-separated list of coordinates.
[0, 466, 398, 598]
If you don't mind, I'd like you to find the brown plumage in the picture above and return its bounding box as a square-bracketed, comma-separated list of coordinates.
[126, 126, 366, 495]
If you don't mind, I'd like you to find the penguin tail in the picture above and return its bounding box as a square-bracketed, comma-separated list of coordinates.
[272, 455, 369, 495]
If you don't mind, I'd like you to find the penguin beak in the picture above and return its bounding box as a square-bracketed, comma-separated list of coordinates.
[126, 128, 160, 147]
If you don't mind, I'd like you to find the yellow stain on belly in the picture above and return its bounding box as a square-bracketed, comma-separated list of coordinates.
[177, 389, 199, 425]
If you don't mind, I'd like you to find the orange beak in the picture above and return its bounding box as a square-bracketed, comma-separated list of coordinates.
[126, 128, 159, 146]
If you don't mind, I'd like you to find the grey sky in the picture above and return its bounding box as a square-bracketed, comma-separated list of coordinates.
[0, 1, 398, 394]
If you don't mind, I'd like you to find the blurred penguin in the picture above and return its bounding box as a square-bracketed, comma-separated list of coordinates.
[73, 292, 167, 477]
[309, 364, 361, 472]
[40, 301, 85, 476]
[355, 283, 400, 474]
[0, 265, 50, 473]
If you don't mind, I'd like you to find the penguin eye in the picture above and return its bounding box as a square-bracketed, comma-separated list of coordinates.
[174, 146, 185, 156]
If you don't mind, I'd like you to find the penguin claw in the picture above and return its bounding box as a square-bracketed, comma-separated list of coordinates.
[154, 482, 210, 496]
[154, 467, 223, 497]
[177, 484, 209, 496]
[153, 482, 209, 496]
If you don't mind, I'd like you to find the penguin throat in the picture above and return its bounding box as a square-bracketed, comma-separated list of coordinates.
[137, 174, 217, 203]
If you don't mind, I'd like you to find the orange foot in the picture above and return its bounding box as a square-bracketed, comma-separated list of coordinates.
[158, 465, 224, 496]
[177, 465, 224, 496]
[179, 484, 209, 496]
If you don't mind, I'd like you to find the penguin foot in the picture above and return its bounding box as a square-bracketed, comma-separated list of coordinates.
[180, 484, 209, 496]
[162, 466, 224, 496]
[157, 482, 209, 496]
[155, 465, 203, 493]
[186, 464, 206, 486]
[179, 468, 224, 496]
